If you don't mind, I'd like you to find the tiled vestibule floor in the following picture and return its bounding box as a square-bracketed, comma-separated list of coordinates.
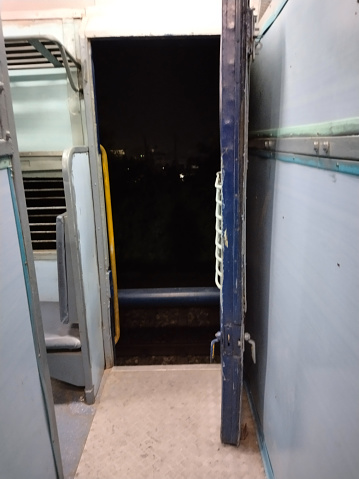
[72, 365, 266, 479]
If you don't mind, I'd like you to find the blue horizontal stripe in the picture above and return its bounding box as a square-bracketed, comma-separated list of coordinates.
[250, 150, 359, 177]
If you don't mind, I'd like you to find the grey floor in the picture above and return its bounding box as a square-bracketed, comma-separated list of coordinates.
[52, 379, 97, 479]
[73, 365, 266, 479]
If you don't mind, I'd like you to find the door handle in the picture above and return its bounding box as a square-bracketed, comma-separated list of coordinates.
[210, 331, 221, 363]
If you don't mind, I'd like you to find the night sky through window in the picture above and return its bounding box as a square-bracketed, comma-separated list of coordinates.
[91, 36, 220, 287]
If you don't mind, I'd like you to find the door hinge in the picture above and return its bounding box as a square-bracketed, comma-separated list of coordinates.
[246, 6, 258, 61]
[248, 2, 262, 61]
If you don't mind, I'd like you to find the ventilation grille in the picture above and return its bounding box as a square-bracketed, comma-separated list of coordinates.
[5, 36, 82, 93]
[5, 38, 79, 70]
[23, 177, 66, 250]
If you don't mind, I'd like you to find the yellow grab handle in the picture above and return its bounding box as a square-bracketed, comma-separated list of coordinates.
[100, 145, 120, 344]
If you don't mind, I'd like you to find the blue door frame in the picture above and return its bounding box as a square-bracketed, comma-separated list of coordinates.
[220, 0, 253, 445]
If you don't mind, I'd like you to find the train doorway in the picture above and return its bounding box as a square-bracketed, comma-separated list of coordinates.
[91, 36, 221, 365]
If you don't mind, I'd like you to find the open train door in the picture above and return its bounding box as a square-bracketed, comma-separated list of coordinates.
[219, 0, 254, 445]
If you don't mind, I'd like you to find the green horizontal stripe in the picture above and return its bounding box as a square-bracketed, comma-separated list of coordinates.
[257, 0, 289, 41]
[249, 117, 359, 139]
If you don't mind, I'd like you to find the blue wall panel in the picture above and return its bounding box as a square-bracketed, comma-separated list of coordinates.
[250, 0, 359, 136]
[0, 168, 58, 479]
[246, 155, 359, 479]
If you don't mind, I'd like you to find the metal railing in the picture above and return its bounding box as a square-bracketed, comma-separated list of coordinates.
[215, 171, 223, 290]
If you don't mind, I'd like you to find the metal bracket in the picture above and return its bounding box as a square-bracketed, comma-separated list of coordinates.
[314, 140, 330, 156]
[249, 1, 261, 60]
[322, 141, 330, 155]
[247, 7, 257, 62]
[265, 140, 275, 150]
[249, 136, 359, 161]
[244, 332, 256, 364]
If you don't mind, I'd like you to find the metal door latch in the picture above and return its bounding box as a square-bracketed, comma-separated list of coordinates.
[244, 332, 256, 364]
[210, 331, 221, 363]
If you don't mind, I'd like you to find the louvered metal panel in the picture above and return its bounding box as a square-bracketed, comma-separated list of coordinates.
[6, 39, 75, 69]
[5, 36, 82, 92]
[23, 177, 66, 250]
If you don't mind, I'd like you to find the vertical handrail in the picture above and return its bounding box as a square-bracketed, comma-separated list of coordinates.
[215, 171, 223, 289]
[100, 145, 120, 344]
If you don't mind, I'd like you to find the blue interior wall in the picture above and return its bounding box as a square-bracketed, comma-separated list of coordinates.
[0, 167, 58, 479]
[246, 0, 359, 478]
[246, 154, 359, 479]
[250, 0, 359, 137]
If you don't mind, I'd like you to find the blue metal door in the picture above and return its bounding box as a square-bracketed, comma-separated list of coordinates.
[220, 0, 253, 445]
